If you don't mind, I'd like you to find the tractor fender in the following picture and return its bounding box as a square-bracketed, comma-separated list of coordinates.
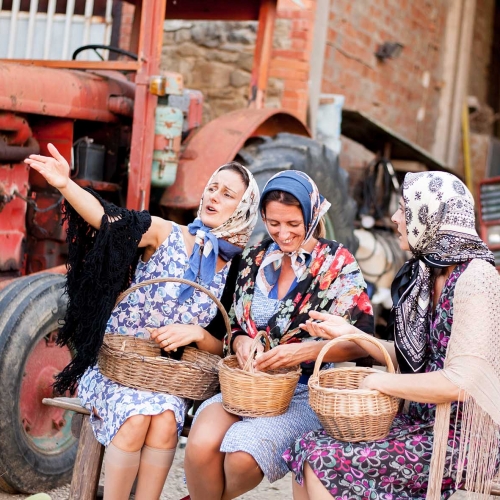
[160, 108, 310, 210]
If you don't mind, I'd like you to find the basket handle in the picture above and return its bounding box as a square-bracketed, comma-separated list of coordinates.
[114, 277, 231, 337]
[312, 333, 396, 379]
[242, 331, 271, 372]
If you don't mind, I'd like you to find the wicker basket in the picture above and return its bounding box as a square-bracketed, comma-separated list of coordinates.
[309, 333, 400, 442]
[98, 277, 231, 400]
[219, 331, 301, 417]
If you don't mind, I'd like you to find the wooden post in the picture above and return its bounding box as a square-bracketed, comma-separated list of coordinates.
[69, 415, 105, 500]
[248, 0, 278, 109]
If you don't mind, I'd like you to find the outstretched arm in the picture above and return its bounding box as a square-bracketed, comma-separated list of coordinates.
[25, 144, 169, 249]
[301, 311, 399, 369]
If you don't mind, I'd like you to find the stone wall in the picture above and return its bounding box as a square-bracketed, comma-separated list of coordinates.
[160, 19, 286, 124]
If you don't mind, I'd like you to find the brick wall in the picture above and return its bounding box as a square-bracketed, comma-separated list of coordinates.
[269, 0, 316, 120]
[322, 0, 449, 151]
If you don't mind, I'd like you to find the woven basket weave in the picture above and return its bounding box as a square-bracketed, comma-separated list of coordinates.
[309, 333, 400, 442]
[219, 331, 301, 417]
[98, 277, 230, 400]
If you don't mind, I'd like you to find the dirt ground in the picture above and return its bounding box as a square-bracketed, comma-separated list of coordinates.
[0, 443, 293, 500]
[0, 441, 471, 500]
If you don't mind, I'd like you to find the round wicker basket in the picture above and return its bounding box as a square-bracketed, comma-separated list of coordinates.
[98, 277, 230, 400]
[219, 331, 301, 417]
[309, 333, 400, 442]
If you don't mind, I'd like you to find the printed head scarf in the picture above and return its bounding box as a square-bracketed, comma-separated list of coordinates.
[256, 170, 331, 296]
[178, 164, 260, 302]
[391, 171, 494, 373]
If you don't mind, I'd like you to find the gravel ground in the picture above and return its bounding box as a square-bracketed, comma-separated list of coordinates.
[0, 443, 293, 500]
[0, 440, 471, 500]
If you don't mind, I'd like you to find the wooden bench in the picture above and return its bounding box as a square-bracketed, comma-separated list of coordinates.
[42, 397, 193, 500]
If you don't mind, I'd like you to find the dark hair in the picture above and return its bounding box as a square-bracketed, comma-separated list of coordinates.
[218, 161, 250, 189]
[261, 190, 326, 238]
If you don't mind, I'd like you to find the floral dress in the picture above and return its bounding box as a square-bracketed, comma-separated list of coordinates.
[196, 240, 374, 483]
[284, 262, 469, 499]
[78, 223, 229, 446]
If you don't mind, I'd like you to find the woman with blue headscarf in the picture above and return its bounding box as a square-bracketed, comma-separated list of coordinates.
[185, 170, 374, 500]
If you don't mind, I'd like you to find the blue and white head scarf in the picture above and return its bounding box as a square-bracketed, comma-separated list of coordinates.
[178, 164, 260, 302]
[256, 170, 331, 296]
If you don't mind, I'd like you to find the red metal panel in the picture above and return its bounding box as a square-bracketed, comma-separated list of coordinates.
[29, 119, 74, 190]
[160, 108, 310, 210]
[0, 162, 29, 272]
[126, 0, 167, 210]
[0, 63, 135, 122]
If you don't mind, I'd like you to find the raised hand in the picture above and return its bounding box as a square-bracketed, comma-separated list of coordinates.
[24, 143, 70, 190]
[300, 310, 355, 340]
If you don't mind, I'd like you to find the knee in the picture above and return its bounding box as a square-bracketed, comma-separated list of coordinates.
[122, 414, 151, 435]
[115, 414, 151, 449]
[225, 451, 260, 476]
[185, 424, 222, 465]
[150, 411, 178, 439]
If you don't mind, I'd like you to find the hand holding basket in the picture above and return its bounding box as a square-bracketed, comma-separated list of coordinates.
[219, 331, 302, 417]
[98, 277, 231, 400]
[309, 333, 400, 442]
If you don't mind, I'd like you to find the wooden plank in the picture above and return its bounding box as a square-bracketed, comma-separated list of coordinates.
[1, 59, 140, 71]
[341, 109, 451, 173]
[69, 416, 105, 500]
[42, 397, 91, 415]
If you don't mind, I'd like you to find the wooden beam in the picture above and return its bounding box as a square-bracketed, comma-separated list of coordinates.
[1, 59, 140, 71]
[248, 0, 278, 109]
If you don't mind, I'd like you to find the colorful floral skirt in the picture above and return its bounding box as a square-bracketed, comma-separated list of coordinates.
[283, 413, 464, 500]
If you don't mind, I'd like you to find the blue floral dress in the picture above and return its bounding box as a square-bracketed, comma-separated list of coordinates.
[284, 262, 470, 499]
[78, 223, 229, 446]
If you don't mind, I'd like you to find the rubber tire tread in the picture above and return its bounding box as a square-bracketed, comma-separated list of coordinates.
[0, 273, 77, 493]
[237, 133, 358, 253]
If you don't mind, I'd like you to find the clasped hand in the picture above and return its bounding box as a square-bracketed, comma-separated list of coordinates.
[148, 324, 203, 352]
[233, 336, 304, 371]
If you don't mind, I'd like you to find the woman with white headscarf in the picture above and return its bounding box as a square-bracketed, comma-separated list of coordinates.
[185, 170, 373, 500]
[290, 171, 500, 500]
[25, 147, 260, 500]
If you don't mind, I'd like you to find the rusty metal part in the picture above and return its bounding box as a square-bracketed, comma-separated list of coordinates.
[0, 112, 33, 145]
[108, 95, 135, 117]
[0, 136, 40, 162]
[126, 0, 167, 210]
[160, 108, 310, 210]
[0, 62, 135, 122]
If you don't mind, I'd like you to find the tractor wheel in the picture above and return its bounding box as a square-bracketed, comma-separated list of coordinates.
[236, 133, 358, 253]
[0, 273, 77, 494]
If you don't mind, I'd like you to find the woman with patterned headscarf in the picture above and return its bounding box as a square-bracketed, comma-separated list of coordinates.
[185, 170, 374, 500]
[289, 171, 500, 500]
[25, 146, 260, 500]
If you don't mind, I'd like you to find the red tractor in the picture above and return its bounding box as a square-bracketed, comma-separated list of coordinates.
[0, 0, 356, 493]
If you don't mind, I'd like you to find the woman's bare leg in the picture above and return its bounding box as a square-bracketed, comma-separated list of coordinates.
[104, 414, 151, 500]
[303, 462, 332, 499]
[135, 411, 178, 500]
[185, 403, 239, 500]
[292, 473, 310, 500]
[221, 451, 264, 500]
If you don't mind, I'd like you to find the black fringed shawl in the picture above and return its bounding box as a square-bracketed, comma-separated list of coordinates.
[54, 190, 152, 395]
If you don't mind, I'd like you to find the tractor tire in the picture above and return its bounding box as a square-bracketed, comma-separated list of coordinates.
[236, 133, 358, 253]
[0, 273, 77, 494]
